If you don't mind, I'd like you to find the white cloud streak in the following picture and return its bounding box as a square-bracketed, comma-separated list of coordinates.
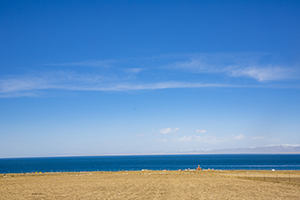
[225, 66, 297, 81]
[0, 73, 241, 98]
[234, 134, 246, 140]
[175, 135, 219, 144]
[175, 134, 246, 143]
[45, 60, 115, 67]
[196, 129, 207, 133]
[1, 53, 299, 98]
[124, 68, 143, 74]
[135, 134, 145, 138]
[166, 53, 300, 82]
[250, 136, 265, 140]
[159, 127, 179, 134]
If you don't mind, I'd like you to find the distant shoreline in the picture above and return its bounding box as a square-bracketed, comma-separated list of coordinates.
[1, 152, 300, 159]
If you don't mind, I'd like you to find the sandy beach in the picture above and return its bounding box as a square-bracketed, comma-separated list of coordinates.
[1, 170, 300, 199]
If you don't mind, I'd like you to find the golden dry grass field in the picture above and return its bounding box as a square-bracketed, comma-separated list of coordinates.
[1, 170, 300, 199]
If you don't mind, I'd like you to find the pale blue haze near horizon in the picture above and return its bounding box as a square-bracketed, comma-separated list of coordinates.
[0, 0, 300, 158]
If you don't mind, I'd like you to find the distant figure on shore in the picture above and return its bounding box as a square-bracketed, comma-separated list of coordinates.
[197, 165, 202, 171]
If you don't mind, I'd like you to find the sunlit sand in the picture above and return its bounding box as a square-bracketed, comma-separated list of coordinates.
[1, 170, 300, 199]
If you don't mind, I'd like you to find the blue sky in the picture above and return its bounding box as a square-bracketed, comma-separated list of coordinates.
[1, 0, 300, 158]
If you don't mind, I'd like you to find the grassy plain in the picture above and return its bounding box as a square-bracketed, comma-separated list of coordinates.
[1, 170, 300, 199]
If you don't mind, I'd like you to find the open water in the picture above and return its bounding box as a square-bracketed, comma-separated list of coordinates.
[0, 154, 300, 173]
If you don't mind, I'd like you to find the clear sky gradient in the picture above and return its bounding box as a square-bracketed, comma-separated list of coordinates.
[1, 0, 300, 158]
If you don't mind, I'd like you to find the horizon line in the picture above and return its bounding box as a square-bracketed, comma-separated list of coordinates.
[1, 152, 300, 159]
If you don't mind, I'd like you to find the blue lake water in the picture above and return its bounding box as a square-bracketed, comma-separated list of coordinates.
[0, 154, 300, 173]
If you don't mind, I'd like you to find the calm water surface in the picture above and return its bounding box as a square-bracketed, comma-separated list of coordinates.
[0, 154, 300, 173]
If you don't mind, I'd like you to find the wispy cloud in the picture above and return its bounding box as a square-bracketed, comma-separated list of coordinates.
[124, 68, 143, 74]
[0, 71, 107, 93]
[165, 57, 220, 73]
[45, 60, 115, 67]
[196, 129, 207, 133]
[165, 53, 300, 82]
[235, 134, 246, 140]
[225, 66, 297, 81]
[159, 127, 179, 134]
[0, 92, 38, 98]
[135, 134, 145, 138]
[0, 72, 241, 97]
[0, 76, 56, 94]
[158, 139, 167, 143]
[1, 52, 299, 98]
[250, 136, 265, 140]
[175, 135, 219, 144]
[175, 134, 247, 143]
[47, 53, 299, 82]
